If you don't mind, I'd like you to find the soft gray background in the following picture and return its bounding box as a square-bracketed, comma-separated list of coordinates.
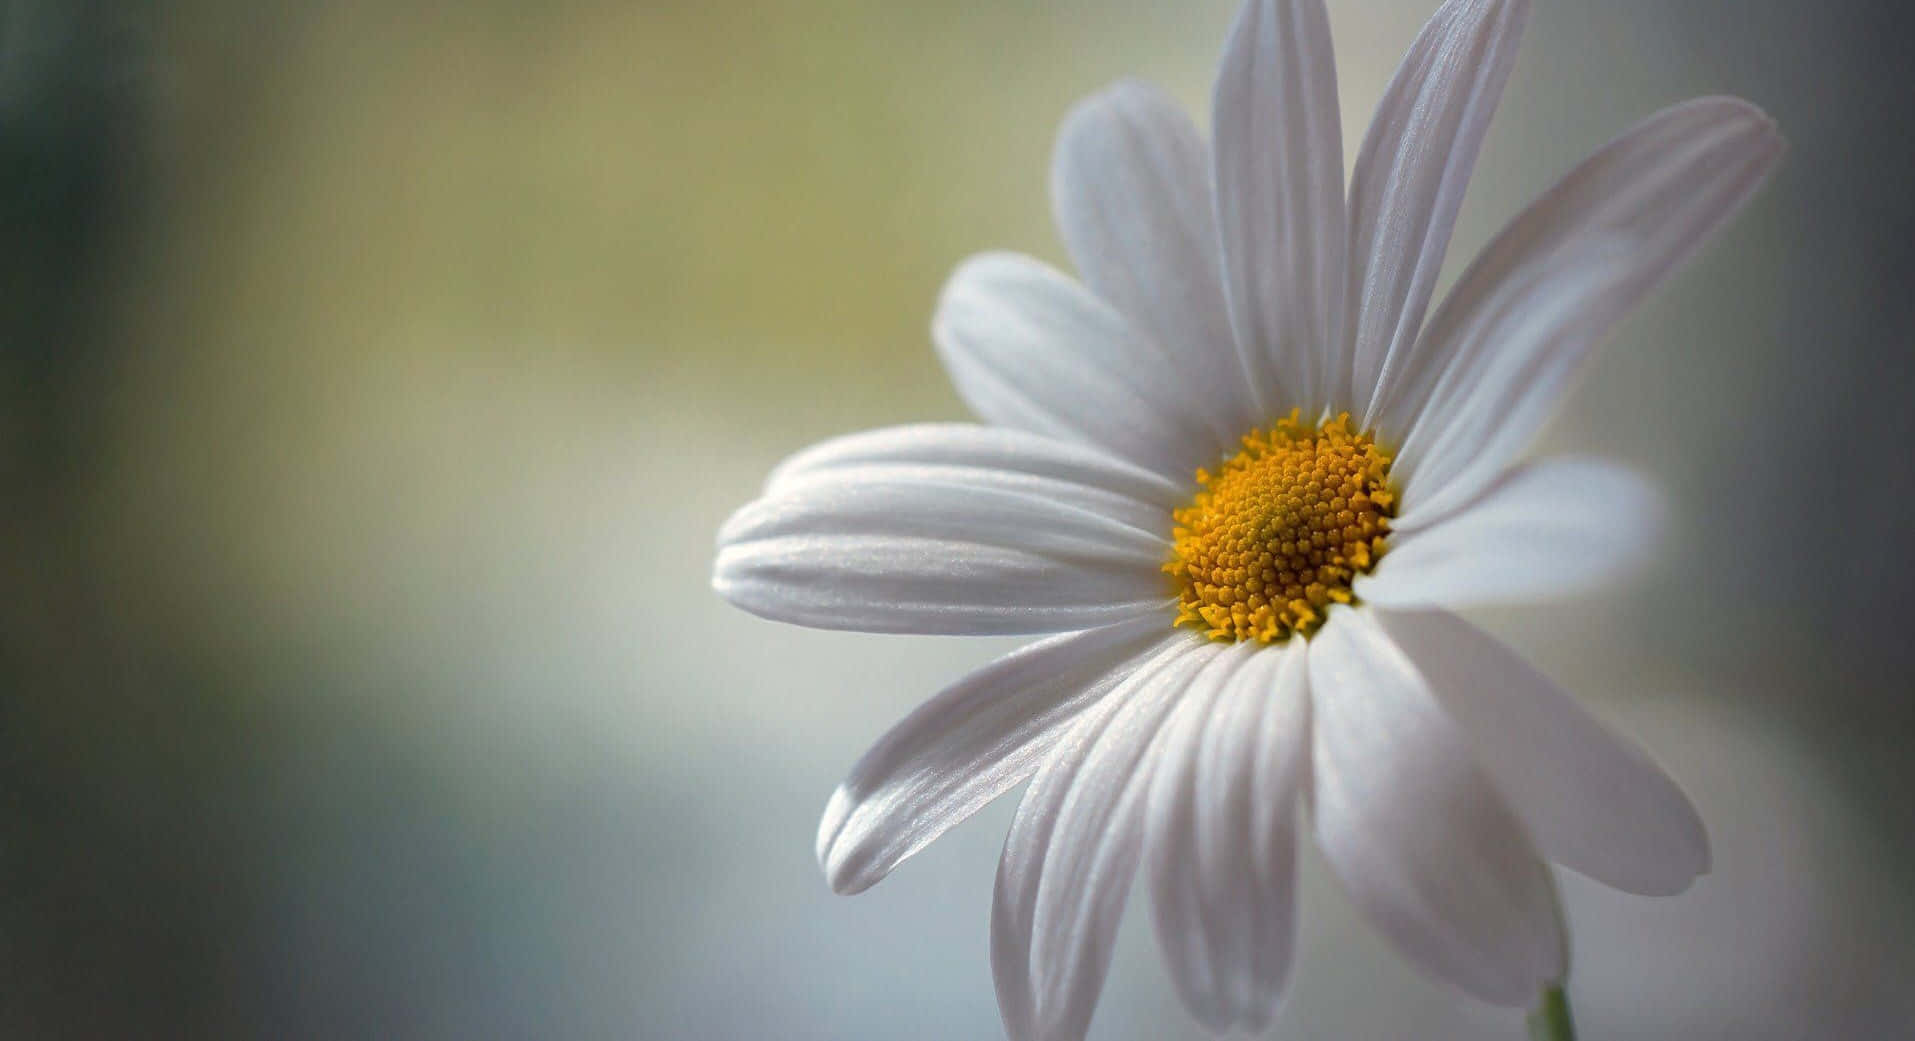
[3, 0, 1912, 1038]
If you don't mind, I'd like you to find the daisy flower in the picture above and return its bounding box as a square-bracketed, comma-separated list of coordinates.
[712, 0, 1782, 1037]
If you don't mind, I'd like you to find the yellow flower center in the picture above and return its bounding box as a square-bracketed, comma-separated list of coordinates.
[1166, 411, 1397, 643]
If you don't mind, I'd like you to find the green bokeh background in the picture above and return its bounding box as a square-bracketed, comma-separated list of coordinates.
[4, 1, 1912, 1037]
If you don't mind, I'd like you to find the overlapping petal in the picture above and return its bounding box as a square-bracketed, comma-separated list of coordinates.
[1212, 0, 1348, 416]
[764, 425, 1183, 537]
[992, 636, 1212, 1041]
[818, 615, 1182, 894]
[934, 252, 1220, 480]
[1376, 96, 1784, 516]
[766, 423, 1188, 513]
[1377, 608, 1709, 895]
[1349, 0, 1527, 420]
[1051, 80, 1255, 448]
[713, 454, 1172, 635]
[1145, 639, 1308, 1032]
[1309, 609, 1565, 1006]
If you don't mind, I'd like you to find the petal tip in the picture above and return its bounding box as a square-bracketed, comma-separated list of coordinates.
[818, 844, 881, 898]
[814, 785, 850, 865]
[708, 557, 737, 600]
[1690, 94, 1788, 160]
[815, 785, 891, 895]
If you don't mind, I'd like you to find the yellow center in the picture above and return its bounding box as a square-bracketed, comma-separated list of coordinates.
[1166, 411, 1397, 643]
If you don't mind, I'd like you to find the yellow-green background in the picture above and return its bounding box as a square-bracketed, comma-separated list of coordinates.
[4, 0, 1911, 1037]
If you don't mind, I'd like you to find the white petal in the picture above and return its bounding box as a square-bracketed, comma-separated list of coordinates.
[1211, 0, 1349, 416]
[818, 616, 1182, 895]
[713, 463, 1172, 635]
[1375, 97, 1784, 514]
[992, 636, 1211, 1041]
[1349, 0, 1527, 419]
[1051, 80, 1256, 448]
[765, 461, 1171, 543]
[1309, 608, 1565, 1006]
[933, 252, 1221, 480]
[1375, 608, 1708, 895]
[767, 423, 1188, 512]
[763, 423, 1179, 538]
[1146, 638, 1307, 1032]
[1355, 457, 1663, 609]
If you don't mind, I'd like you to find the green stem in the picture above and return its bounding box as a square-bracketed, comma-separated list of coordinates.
[1526, 985, 1576, 1041]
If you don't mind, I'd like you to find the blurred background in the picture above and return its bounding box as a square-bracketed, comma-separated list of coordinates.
[3, 0, 1912, 1037]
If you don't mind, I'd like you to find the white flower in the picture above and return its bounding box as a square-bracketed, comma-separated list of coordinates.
[712, 0, 1782, 1037]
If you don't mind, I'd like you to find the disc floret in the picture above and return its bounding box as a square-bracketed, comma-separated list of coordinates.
[1166, 410, 1397, 642]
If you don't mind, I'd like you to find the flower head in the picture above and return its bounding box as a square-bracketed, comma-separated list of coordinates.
[713, 0, 1782, 1036]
